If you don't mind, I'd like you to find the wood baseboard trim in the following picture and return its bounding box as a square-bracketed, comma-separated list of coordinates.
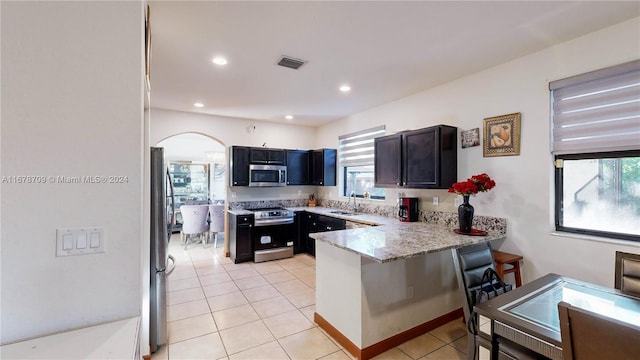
[315, 307, 463, 360]
[314, 312, 362, 359]
[361, 307, 464, 360]
[143, 345, 152, 360]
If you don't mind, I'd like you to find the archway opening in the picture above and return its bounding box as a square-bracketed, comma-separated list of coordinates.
[157, 133, 226, 248]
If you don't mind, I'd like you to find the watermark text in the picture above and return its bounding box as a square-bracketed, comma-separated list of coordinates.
[1, 175, 129, 184]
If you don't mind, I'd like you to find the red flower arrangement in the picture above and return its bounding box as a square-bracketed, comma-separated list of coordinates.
[448, 173, 496, 196]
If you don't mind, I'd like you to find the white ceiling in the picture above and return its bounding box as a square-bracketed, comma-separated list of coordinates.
[149, 1, 640, 127]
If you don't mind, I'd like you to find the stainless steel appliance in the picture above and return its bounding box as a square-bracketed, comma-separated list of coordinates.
[150, 147, 176, 353]
[248, 207, 295, 262]
[398, 197, 419, 222]
[249, 164, 287, 187]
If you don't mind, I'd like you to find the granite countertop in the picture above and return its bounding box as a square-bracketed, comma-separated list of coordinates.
[296, 206, 506, 263]
[311, 223, 505, 263]
[286, 206, 391, 226]
[227, 205, 506, 263]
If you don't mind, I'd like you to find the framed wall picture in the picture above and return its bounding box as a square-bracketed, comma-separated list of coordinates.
[483, 112, 521, 157]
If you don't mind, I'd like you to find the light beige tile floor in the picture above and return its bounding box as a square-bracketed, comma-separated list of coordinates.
[153, 234, 467, 360]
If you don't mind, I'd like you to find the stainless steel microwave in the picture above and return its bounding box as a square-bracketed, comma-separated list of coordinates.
[249, 164, 287, 187]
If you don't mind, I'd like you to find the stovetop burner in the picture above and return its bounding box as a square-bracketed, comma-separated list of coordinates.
[245, 206, 294, 220]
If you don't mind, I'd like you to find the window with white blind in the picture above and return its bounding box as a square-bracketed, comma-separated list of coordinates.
[550, 60, 640, 241]
[339, 126, 386, 199]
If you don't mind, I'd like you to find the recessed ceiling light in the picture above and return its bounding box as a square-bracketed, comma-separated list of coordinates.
[339, 85, 351, 93]
[285, 115, 294, 120]
[194, 102, 204, 108]
[212, 56, 228, 66]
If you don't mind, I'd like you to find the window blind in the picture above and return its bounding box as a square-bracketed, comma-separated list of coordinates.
[338, 125, 386, 167]
[550, 60, 640, 155]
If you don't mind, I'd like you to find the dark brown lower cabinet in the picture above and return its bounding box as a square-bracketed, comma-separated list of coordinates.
[306, 213, 345, 256]
[229, 213, 254, 263]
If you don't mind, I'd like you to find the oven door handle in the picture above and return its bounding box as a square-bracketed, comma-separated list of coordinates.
[254, 218, 294, 227]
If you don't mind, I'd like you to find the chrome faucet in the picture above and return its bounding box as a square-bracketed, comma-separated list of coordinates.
[349, 191, 357, 213]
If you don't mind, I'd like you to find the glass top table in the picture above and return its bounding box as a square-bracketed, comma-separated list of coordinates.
[506, 277, 640, 333]
[475, 273, 640, 360]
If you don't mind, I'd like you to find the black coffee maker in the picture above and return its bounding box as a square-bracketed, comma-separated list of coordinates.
[398, 197, 418, 222]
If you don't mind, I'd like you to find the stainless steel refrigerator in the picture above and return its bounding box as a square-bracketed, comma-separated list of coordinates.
[150, 147, 175, 353]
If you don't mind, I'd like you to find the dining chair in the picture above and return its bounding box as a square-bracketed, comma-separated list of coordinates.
[453, 242, 496, 359]
[208, 204, 225, 250]
[454, 242, 538, 360]
[614, 251, 640, 298]
[179, 205, 210, 249]
[558, 301, 640, 360]
[454, 242, 497, 322]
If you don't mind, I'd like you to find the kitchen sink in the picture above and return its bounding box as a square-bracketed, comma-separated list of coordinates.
[329, 210, 358, 216]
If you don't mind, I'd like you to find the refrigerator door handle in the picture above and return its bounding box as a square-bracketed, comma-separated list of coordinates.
[166, 168, 175, 240]
[166, 254, 176, 276]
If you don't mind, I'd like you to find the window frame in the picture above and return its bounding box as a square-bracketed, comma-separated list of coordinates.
[341, 166, 385, 200]
[550, 60, 640, 242]
[554, 150, 640, 242]
[338, 126, 386, 200]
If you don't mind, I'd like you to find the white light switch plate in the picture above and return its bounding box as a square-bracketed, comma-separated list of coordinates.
[57, 228, 105, 257]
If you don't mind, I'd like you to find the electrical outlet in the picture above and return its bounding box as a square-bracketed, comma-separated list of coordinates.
[432, 196, 439, 205]
[454, 196, 463, 207]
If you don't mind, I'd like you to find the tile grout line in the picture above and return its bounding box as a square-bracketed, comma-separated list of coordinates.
[166, 243, 467, 360]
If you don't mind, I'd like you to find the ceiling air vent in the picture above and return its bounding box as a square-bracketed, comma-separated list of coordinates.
[276, 56, 307, 70]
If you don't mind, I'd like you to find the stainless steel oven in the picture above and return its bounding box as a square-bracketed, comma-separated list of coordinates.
[249, 207, 295, 262]
[249, 164, 287, 187]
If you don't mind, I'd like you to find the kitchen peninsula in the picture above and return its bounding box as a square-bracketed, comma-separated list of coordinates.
[307, 208, 507, 360]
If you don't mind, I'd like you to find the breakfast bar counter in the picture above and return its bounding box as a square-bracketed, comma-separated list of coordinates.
[306, 209, 506, 359]
[311, 221, 505, 263]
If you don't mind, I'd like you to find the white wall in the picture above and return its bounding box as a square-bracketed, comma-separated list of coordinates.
[150, 109, 318, 202]
[0, 2, 144, 344]
[150, 109, 317, 150]
[316, 17, 640, 286]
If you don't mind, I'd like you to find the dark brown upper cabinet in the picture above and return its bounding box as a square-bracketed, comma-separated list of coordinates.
[249, 148, 286, 165]
[286, 150, 311, 185]
[230, 146, 250, 186]
[311, 148, 336, 186]
[374, 125, 457, 189]
[230, 146, 337, 187]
